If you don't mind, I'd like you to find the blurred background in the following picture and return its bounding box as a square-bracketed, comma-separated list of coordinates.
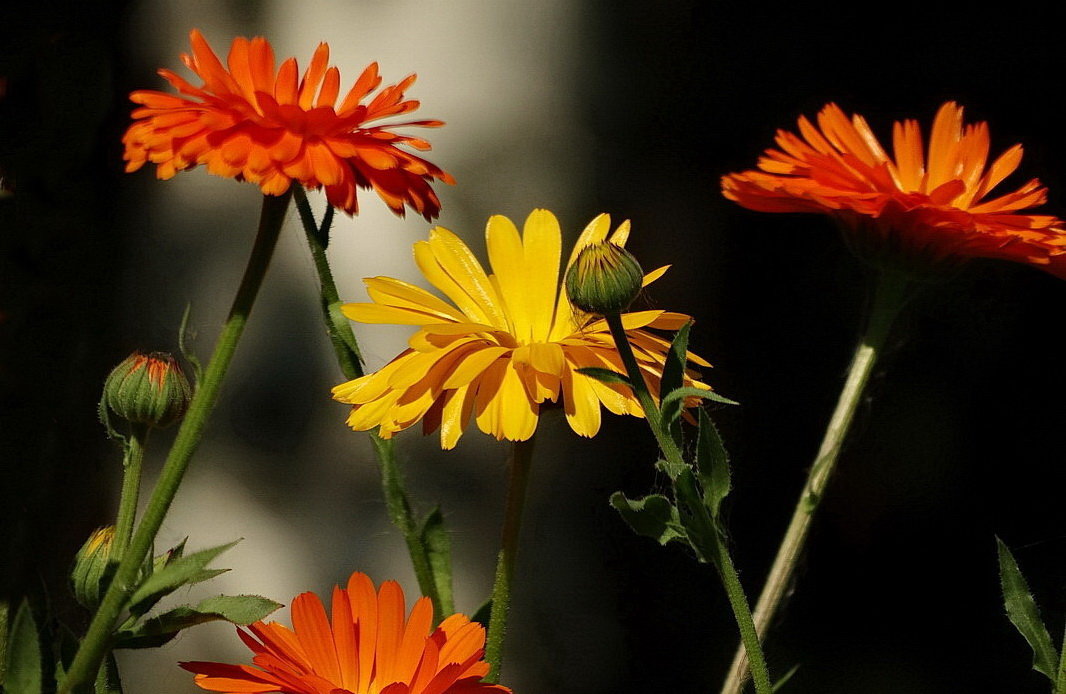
[3, 1, 1066, 692]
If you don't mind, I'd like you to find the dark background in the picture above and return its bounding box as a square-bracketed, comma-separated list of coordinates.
[3, 1, 1066, 692]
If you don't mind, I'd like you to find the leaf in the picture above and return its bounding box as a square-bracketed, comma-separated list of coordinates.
[772, 664, 801, 692]
[115, 595, 281, 650]
[660, 386, 739, 434]
[126, 540, 239, 617]
[695, 408, 731, 518]
[997, 537, 1057, 680]
[659, 320, 692, 410]
[4, 599, 42, 694]
[575, 367, 632, 387]
[94, 654, 123, 694]
[419, 507, 454, 616]
[470, 599, 492, 630]
[609, 492, 686, 546]
[178, 304, 203, 387]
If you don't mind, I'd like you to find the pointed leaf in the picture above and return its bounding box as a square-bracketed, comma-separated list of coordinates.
[94, 654, 122, 694]
[127, 540, 239, 616]
[695, 408, 731, 518]
[115, 595, 280, 649]
[997, 537, 1057, 680]
[660, 386, 739, 435]
[772, 664, 801, 692]
[470, 599, 492, 630]
[178, 304, 203, 387]
[575, 367, 632, 387]
[659, 320, 692, 409]
[4, 600, 42, 694]
[609, 492, 686, 546]
[419, 506, 454, 616]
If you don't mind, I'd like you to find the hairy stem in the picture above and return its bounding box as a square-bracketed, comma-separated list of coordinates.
[58, 190, 291, 694]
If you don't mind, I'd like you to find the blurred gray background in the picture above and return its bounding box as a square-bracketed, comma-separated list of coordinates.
[4, 1, 1066, 692]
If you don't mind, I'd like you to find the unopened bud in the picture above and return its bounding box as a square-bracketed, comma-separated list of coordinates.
[103, 351, 191, 429]
[71, 526, 115, 609]
[565, 242, 644, 315]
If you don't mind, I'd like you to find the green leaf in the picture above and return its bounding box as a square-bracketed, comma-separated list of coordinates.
[115, 595, 281, 649]
[660, 386, 739, 434]
[94, 654, 123, 694]
[695, 408, 731, 518]
[609, 492, 686, 546]
[419, 507, 454, 617]
[178, 304, 203, 387]
[772, 664, 801, 692]
[997, 537, 1058, 680]
[127, 540, 239, 617]
[470, 599, 492, 630]
[4, 599, 42, 694]
[575, 367, 632, 387]
[659, 320, 692, 408]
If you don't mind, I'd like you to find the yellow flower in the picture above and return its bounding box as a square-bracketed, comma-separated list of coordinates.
[333, 210, 711, 448]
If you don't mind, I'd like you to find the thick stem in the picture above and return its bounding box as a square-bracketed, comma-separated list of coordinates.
[58, 190, 291, 694]
[291, 187, 451, 619]
[720, 269, 909, 694]
[485, 437, 536, 683]
[111, 425, 148, 559]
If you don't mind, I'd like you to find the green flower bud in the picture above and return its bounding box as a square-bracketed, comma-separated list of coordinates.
[71, 526, 115, 609]
[565, 241, 644, 315]
[102, 351, 191, 429]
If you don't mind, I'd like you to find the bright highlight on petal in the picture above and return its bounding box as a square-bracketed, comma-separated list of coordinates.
[123, 29, 454, 219]
[333, 210, 711, 448]
[181, 572, 510, 694]
[721, 102, 1066, 277]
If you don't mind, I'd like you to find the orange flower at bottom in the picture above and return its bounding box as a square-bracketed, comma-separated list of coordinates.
[181, 572, 509, 694]
[721, 102, 1066, 277]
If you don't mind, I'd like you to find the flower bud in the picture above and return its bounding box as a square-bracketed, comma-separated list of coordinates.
[565, 241, 644, 315]
[71, 526, 115, 609]
[103, 351, 191, 429]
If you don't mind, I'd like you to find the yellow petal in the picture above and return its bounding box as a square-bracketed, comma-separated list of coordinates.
[642, 265, 670, 287]
[418, 227, 505, 327]
[363, 276, 465, 322]
[441, 346, 510, 389]
[342, 302, 448, 326]
[526, 342, 565, 375]
[485, 214, 527, 337]
[561, 363, 602, 437]
[520, 210, 562, 342]
[439, 384, 475, 449]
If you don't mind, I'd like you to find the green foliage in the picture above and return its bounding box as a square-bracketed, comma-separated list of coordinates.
[126, 540, 238, 618]
[772, 664, 800, 691]
[178, 304, 203, 388]
[609, 492, 687, 547]
[575, 367, 632, 387]
[470, 599, 493, 630]
[997, 537, 1059, 681]
[418, 507, 454, 620]
[114, 595, 281, 649]
[695, 408, 731, 519]
[4, 600, 42, 694]
[660, 322, 693, 446]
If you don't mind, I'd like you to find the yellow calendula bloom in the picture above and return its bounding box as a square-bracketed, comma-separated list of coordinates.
[332, 209, 711, 448]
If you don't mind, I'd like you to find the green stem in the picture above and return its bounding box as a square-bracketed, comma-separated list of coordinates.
[607, 312, 772, 694]
[371, 433, 453, 618]
[58, 190, 291, 694]
[720, 269, 910, 694]
[291, 187, 451, 620]
[604, 314, 684, 464]
[1055, 624, 1066, 694]
[111, 425, 148, 559]
[485, 437, 536, 683]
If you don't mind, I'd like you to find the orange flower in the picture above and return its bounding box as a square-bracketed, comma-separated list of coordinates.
[123, 30, 454, 218]
[721, 102, 1066, 276]
[181, 572, 510, 694]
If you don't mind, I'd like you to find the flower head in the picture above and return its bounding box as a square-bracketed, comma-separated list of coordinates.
[565, 241, 644, 315]
[181, 571, 509, 694]
[332, 210, 711, 449]
[123, 30, 453, 218]
[102, 351, 191, 429]
[721, 102, 1066, 276]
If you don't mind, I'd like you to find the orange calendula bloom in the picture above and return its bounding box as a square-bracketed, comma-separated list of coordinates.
[332, 209, 711, 449]
[181, 572, 510, 694]
[721, 102, 1066, 276]
[123, 30, 453, 218]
